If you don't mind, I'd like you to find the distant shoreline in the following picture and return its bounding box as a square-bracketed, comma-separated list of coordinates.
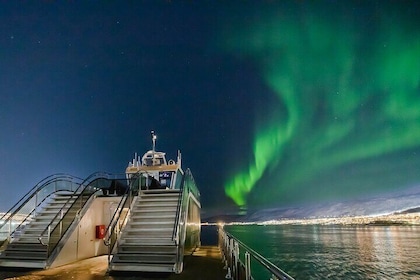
[202, 211, 420, 226]
[226, 212, 420, 226]
[4, 211, 420, 227]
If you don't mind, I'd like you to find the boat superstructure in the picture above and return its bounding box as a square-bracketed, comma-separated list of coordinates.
[107, 131, 201, 273]
[0, 131, 201, 274]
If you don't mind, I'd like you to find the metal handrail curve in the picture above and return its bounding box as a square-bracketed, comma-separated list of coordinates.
[0, 173, 81, 222]
[7, 190, 66, 238]
[103, 173, 140, 266]
[0, 174, 83, 241]
[38, 172, 126, 255]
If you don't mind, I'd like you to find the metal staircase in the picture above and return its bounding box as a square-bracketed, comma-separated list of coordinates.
[0, 191, 76, 268]
[110, 189, 181, 273]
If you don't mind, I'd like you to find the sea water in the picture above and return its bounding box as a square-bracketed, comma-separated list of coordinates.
[223, 224, 420, 280]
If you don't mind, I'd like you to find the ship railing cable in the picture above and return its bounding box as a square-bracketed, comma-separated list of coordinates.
[103, 173, 138, 267]
[219, 226, 295, 280]
[0, 174, 83, 244]
[38, 172, 126, 257]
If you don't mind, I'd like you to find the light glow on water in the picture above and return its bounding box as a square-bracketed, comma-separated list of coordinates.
[225, 224, 420, 279]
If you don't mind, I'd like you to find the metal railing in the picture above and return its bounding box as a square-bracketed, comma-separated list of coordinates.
[102, 168, 201, 273]
[173, 173, 188, 273]
[172, 168, 201, 273]
[103, 173, 138, 267]
[172, 168, 200, 241]
[172, 171, 186, 242]
[38, 172, 126, 257]
[0, 174, 83, 244]
[219, 226, 295, 280]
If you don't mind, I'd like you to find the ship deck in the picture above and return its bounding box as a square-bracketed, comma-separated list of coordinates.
[0, 246, 226, 280]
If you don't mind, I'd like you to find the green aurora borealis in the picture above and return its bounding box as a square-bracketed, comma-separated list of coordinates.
[223, 2, 420, 207]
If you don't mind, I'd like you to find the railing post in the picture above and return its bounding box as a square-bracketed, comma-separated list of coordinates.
[47, 225, 51, 243]
[235, 241, 240, 280]
[7, 219, 11, 238]
[35, 193, 38, 216]
[59, 209, 63, 236]
[229, 238, 234, 277]
[223, 230, 295, 280]
[245, 251, 251, 280]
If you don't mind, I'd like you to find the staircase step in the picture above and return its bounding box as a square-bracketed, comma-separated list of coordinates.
[120, 237, 175, 246]
[135, 201, 178, 208]
[5, 242, 46, 250]
[127, 220, 174, 227]
[140, 189, 180, 195]
[52, 197, 75, 201]
[32, 215, 58, 220]
[138, 196, 179, 202]
[124, 227, 173, 234]
[0, 259, 46, 269]
[128, 219, 174, 229]
[109, 188, 183, 273]
[118, 244, 177, 254]
[131, 213, 175, 218]
[1, 251, 47, 260]
[110, 262, 174, 273]
[132, 207, 178, 213]
[132, 207, 177, 212]
[14, 237, 43, 243]
[28, 220, 52, 225]
[131, 214, 177, 219]
[0, 190, 84, 270]
[113, 253, 176, 264]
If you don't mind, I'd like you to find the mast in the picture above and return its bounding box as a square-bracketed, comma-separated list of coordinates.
[151, 130, 157, 166]
[151, 130, 157, 152]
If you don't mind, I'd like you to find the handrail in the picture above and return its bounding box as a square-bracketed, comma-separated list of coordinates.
[172, 172, 187, 241]
[38, 172, 111, 241]
[174, 178, 189, 273]
[38, 172, 127, 257]
[103, 173, 139, 266]
[7, 190, 62, 238]
[172, 168, 200, 273]
[0, 174, 83, 242]
[219, 226, 295, 280]
[172, 168, 200, 242]
[0, 173, 81, 222]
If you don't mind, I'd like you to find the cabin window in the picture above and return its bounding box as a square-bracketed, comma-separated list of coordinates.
[159, 171, 173, 188]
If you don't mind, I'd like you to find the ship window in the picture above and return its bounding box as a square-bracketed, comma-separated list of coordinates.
[143, 158, 153, 166]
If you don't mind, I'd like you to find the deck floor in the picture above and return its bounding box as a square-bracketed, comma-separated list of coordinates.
[0, 246, 227, 280]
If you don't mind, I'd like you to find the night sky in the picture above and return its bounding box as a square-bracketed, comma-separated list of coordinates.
[1, 1, 419, 215]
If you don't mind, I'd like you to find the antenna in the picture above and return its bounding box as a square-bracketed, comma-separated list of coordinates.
[151, 130, 157, 152]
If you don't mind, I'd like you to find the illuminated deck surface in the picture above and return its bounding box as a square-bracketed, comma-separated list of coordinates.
[0, 246, 226, 280]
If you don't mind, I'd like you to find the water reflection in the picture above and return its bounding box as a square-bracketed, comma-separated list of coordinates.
[226, 225, 420, 279]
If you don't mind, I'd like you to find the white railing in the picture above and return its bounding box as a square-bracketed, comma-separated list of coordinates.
[219, 226, 295, 280]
